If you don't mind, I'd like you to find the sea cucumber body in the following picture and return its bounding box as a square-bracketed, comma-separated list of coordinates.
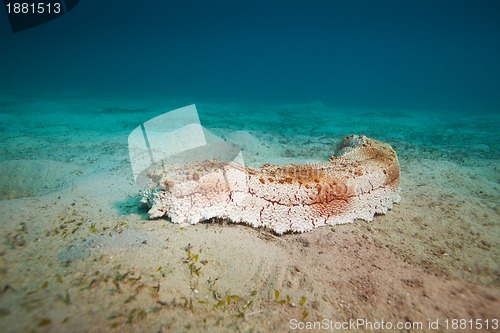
[142, 135, 401, 234]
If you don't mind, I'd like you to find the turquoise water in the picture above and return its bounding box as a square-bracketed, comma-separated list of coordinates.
[1, 0, 499, 113]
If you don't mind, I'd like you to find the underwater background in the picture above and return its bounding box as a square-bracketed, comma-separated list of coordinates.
[1, 0, 499, 113]
[1, 1, 499, 332]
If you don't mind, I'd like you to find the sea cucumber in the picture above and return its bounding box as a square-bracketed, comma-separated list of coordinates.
[141, 135, 401, 234]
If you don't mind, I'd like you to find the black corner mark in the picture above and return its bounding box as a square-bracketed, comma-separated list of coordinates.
[4, 0, 79, 33]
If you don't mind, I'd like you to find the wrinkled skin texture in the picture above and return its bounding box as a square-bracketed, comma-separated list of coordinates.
[142, 135, 401, 234]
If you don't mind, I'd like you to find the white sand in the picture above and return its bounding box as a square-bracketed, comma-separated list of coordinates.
[0, 95, 498, 332]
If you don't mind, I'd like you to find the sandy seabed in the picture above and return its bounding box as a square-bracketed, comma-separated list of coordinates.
[0, 94, 499, 332]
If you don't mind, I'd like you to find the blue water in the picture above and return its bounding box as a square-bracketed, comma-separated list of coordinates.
[1, 0, 500, 113]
